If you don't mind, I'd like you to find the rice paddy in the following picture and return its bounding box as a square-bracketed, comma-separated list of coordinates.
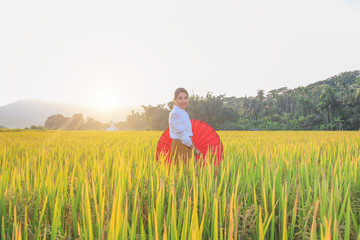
[0, 130, 359, 239]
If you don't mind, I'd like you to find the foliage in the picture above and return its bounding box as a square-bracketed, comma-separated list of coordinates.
[126, 70, 360, 131]
[42, 70, 360, 131]
[45, 114, 110, 130]
[142, 104, 170, 131]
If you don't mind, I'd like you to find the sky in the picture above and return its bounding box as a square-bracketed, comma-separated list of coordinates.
[1, 0, 359, 109]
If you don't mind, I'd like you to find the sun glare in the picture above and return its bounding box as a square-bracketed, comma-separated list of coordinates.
[94, 92, 118, 110]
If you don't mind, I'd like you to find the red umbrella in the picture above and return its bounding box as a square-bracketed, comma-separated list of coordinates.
[156, 119, 223, 165]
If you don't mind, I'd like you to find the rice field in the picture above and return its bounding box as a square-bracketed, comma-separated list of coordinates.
[0, 130, 359, 239]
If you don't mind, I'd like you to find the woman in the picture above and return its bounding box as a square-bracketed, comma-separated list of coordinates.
[169, 87, 200, 165]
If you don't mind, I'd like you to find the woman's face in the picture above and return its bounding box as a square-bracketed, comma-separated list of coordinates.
[174, 92, 189, 110]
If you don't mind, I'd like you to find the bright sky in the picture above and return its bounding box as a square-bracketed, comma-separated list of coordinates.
[1, 0, 359, 109]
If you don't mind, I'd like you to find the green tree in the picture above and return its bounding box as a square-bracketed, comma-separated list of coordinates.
[45, 114, 69, 130]
[185, 92, 239, 130]
[83, 117, 109, 130]
[126, 110, 147, 130]
[142, 104, 170, 131]
[66, 114, 85, 130]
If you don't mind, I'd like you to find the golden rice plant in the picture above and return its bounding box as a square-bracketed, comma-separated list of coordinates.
[0, 130, 359, 239]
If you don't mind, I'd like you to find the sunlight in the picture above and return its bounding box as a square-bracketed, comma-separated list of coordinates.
[94, 92, 118, 110]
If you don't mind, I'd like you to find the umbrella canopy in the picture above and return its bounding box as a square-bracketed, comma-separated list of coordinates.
[156, 119, 223, 165]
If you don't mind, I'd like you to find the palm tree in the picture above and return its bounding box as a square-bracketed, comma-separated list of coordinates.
[355, 77, 360, 99]
[356, 88, 360, 99]
[256, 89, 265, 117]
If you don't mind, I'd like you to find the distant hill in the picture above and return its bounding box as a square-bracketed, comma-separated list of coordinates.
[0, 99, 143, 129]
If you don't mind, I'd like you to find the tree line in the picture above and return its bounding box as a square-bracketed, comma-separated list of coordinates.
[44, 70, 360, 131]
[44, 114, 110, 130]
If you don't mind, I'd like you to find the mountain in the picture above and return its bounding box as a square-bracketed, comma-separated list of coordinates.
[0, 99, 143, 129]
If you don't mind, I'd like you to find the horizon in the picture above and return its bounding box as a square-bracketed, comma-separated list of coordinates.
[1, 1, 360, 110]
[1, 68, 358, 109]
[1, 67, 359, 110]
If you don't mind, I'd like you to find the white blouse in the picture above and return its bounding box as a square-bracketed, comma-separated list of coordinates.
[168, 105, 193, 147]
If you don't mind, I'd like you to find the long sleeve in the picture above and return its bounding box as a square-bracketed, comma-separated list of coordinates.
[169, 112, 193, 147]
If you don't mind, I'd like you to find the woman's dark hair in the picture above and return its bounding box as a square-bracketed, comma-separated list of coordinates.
[174, 87, 189, 99]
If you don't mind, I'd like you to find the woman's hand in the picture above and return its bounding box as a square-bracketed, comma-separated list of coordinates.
[188, 144, 201, 155]
[194, 147, 201, 155]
